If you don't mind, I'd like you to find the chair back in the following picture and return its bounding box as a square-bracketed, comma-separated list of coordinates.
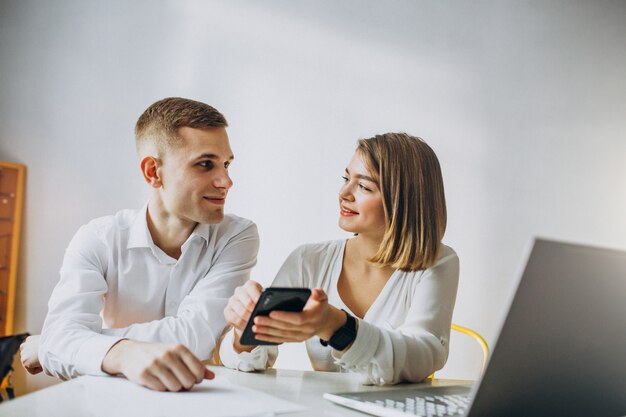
[430, 324, 489, 380]
[450, 323, 489, 372]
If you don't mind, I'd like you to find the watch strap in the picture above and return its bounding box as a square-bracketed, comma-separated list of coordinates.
[319, 309, 357, 351]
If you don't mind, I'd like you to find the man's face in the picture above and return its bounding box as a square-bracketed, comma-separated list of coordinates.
[157, 126, 233, 225]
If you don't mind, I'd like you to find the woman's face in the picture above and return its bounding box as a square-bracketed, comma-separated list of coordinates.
[338, 152, 386, 239]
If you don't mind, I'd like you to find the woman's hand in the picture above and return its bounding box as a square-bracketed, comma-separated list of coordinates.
[252, 288, 348, 344]
[20, 335, 43, 375]
[224, 280, 263, 352]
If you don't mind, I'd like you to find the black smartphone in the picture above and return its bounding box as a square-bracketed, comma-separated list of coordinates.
[239, 287, 311, 345]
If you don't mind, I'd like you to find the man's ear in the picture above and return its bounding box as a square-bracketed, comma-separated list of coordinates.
[140, 156, 162, 188]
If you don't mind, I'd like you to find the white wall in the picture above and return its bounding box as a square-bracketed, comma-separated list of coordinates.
[1, 0, 625, 394]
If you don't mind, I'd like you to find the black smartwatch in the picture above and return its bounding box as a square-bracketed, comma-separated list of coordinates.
[319, 309, 357, 351]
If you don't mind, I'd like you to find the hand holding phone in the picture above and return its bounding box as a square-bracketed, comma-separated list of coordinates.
[239, 287, 311, 345]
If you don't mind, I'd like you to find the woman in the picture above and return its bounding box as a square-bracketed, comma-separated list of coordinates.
[220, 132, 459, 385]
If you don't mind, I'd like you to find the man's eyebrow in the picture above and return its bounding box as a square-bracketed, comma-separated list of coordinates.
[196, 153, 235, 160]
[345, 168, 375, 183]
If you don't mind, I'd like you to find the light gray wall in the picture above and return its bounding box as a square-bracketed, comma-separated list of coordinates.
[1, 0, 625, 394]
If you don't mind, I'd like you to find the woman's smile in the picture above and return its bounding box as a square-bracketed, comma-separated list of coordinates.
[340, 205, 359, 216]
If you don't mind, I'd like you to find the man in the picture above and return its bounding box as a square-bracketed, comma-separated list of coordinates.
[20, 97, 259, 391]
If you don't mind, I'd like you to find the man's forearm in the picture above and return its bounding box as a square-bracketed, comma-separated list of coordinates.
[100, 339, 215, 391]
[101, 339, 130, 375]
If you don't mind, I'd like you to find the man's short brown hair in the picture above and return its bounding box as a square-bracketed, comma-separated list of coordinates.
[135, 97, 228, 156]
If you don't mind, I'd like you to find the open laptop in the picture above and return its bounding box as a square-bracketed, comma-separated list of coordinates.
[324, 238, 626, 417]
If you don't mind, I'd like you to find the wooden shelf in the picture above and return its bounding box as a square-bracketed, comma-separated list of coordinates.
[0, 161, 25, 336]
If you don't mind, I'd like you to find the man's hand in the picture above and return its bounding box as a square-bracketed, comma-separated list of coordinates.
[20, 335, 43, 375]
[101, 340, 214, 391]
[223, 280, 263, 353]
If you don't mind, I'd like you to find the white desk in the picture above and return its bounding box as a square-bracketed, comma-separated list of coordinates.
[0, 367, 470, 417]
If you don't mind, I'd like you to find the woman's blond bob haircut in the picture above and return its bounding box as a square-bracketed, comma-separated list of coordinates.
[357, 133, 447, 271]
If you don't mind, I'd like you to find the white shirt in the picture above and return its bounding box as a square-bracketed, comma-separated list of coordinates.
[220, 239, 459, 385]
[39, 205, 259, 380]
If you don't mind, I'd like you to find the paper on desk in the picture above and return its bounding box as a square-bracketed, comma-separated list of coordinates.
[78, 375, 307, 417]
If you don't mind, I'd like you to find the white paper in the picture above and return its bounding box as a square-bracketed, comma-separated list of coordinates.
[77, 375, 308, 417]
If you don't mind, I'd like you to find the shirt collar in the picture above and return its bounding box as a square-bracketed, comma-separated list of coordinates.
[127, 203, 152, 249]
[189, 222, 211, 244]
[127, 203, 212, 250]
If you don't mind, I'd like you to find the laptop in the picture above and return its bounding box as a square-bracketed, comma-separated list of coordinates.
[324, 238, 626, 417]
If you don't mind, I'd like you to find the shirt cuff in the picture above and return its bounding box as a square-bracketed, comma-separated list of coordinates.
[74, 334, 124, 376]
[331, 319, 380, 369]
[219, 329, 274, 372]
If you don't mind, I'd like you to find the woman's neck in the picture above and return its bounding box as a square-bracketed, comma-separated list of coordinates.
[348, 234, 380, 261]
[345, 235, 394, 277]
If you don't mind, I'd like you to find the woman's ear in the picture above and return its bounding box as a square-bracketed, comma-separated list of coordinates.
[140, 156, 162, 188]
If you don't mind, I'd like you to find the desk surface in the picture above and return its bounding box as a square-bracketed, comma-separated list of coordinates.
[0, 367, 470, 417]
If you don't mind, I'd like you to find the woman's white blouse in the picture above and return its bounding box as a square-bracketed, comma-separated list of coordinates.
[220, 239, 459, 385]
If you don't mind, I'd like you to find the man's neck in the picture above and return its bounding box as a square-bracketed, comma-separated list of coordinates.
[146, 200, 197, 260]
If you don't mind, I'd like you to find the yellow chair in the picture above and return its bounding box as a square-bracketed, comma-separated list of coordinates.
[451, 323, 489, 373]
[430, 324, 489, 379]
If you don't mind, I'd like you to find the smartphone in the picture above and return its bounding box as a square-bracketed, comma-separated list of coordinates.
[239, 287, 311, 345]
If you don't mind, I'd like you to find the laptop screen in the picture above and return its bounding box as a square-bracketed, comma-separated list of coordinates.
[467, 238, 626, 417]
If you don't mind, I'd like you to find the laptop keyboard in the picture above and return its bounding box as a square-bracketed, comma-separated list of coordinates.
[369, 393, 470, 416]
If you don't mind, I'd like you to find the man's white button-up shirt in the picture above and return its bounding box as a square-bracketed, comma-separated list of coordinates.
[39, 204, 259, 380]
